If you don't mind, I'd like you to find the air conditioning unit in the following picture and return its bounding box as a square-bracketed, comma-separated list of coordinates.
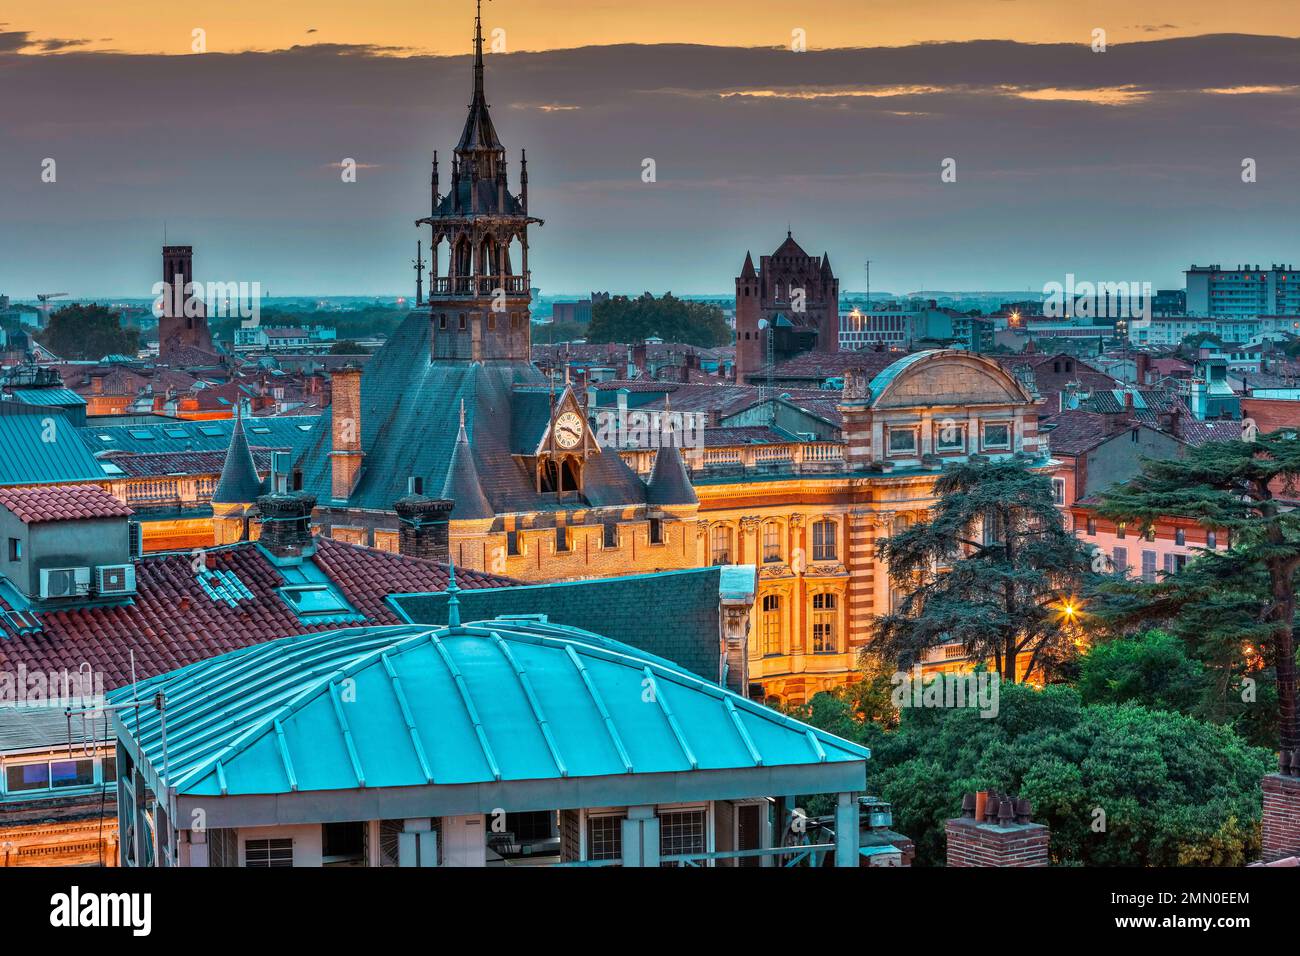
[96, 563, 137, 596]
[39, 567, 91, 600]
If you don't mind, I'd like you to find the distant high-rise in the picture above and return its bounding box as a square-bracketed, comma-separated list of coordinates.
[158, 245, 214, 363]
[1185, 263, 1300, 318]
[734, 232, 839, 384]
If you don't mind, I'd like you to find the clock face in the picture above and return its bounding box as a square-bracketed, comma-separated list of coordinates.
[553, 411, 584, 450]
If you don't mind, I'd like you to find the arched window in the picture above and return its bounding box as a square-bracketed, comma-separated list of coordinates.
[812, 519, 837, 561]
[761, 594, 782, 656]
[812, 592, 838, 654]
[711, 524, 733, 565]
[762, 521, 782, 563]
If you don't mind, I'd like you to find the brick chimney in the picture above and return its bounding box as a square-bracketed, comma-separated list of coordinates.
[1262, 750, 1300, 862]
[257, 491, 317, 562]
[946, 790, 1049, 867]
[394, 495, 454, 563]
[1135, 352, 1151, 385]
[330, 365, 364, 502]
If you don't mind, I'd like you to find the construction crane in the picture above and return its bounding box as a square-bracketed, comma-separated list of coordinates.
[36, 292, 68, 327]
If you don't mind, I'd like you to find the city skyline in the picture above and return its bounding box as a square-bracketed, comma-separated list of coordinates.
[5, 8, 1300, 298]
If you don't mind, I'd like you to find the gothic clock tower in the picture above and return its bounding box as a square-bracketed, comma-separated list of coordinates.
[417, 1, 543, 363]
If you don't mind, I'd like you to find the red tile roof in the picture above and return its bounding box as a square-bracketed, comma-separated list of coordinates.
[0, 536, 516, 689]
[0, 485, 135, 524]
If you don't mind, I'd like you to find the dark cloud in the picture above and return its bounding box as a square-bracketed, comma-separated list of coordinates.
[2, 35, 1300, 296]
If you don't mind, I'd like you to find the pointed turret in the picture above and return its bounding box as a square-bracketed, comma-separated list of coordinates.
[646, 405, 698, 507]
[441, 400, 494, 519]
[741, 251, 757, 280]
[212, 409, 264, 505]
[821, 252, 834, 278]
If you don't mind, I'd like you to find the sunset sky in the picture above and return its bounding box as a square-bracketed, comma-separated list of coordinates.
[4, 1, 1300, 297]
[10, 0, 1300, 54]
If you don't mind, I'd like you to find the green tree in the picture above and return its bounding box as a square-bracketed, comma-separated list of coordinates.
[1077, 629, 1206, 713]
[329, 340, 367, 354]
[1096, 433, 1300, 751]
[872, 457, 1095, 682]
[800, 681, 1271, 865]
[36, 304, 139, 360]
[587, 293, 730, 347]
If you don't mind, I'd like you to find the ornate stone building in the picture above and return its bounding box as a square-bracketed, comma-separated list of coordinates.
[246, 9, 1051, 704]
[734, 232, 840, 384]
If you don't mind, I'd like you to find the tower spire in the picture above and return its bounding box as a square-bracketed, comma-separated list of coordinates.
[473, 0, 485, 98]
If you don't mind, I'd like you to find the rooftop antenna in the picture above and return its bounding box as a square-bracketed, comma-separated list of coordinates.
[446, 555, 462, 628]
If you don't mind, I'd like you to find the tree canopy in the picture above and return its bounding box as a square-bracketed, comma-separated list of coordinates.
[872, 457, 1095, 682]
[586, 293, 730, 347]
[36, 304, 140, 360]
[798, 681, 1271, 866]
[1095, 433, 1300, 751]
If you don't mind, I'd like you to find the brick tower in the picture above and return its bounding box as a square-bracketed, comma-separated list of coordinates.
[734, 231, 840, 384]
[157, 245, 213, 363]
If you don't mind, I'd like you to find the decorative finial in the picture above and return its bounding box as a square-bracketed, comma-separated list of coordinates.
[446, 555, 462, 628]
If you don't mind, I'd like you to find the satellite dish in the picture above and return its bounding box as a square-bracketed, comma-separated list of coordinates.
[757, 318, 770, 331]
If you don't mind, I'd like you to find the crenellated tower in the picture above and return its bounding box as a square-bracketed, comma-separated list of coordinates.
[416, 1, 543, 362]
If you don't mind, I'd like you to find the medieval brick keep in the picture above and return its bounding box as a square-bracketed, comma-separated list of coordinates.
[1261, 771, 1300, 862]
[157, 245, 214, 364]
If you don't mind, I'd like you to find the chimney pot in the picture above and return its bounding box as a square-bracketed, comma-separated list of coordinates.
[961, 793, 977, 819]
[1015, 797, 1032, 824]
[997, 798, 1015, 826]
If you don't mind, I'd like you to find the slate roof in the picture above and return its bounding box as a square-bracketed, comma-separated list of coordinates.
[101, 449, 278, 479]
[645, 443, 698, 507]
[111, 616, 866, 798]
[0, 484, 134, 524]
[211, 414, 266, 505]
[0, 536, 516, 689]
[293, 312, 649, 515]
[392, 567, 731, 681]
[442, 412, 494, 519]
[80, 416, 319, 456]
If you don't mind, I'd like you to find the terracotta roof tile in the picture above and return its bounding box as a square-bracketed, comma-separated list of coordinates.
[0, 536, 517, 690]
[0, 484, 134, 524]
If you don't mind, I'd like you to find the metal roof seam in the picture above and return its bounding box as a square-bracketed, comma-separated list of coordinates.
[563, 644, 633, 774]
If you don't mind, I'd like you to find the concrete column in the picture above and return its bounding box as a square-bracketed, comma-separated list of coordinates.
[399, 818, 438, 867]
[835, 792, 860, 868]
[620, 806, 661, 867]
